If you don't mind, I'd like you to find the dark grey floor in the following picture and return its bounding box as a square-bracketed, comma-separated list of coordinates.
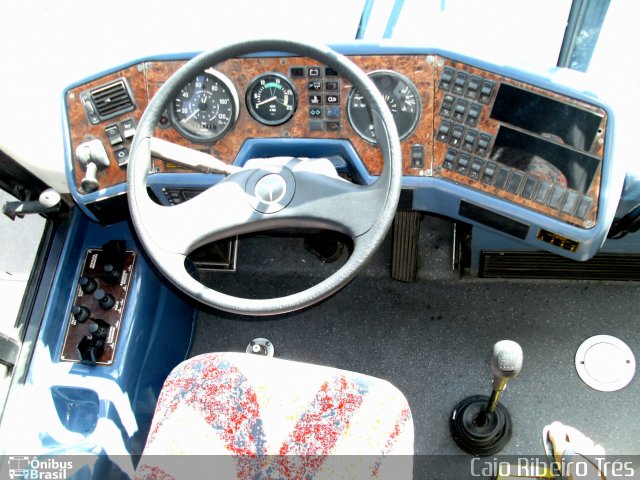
[189, 218, 640, 467]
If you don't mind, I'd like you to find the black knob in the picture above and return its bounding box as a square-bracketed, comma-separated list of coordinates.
[102, 262, 121, 284]
[93, 289, 115, 309]
[101, 241, 126, 284]
[79, 276, 97, 294]
[88, 321, 109, 340]
[71, 305, 90, 323]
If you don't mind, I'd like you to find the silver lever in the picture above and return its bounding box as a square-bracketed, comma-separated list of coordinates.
[487, 340, 523, 414]
[2, 188, 62, 220]
[76, 139, 110, 193]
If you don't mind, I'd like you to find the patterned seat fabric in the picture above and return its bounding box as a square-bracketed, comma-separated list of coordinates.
[136, 352, 414, 479]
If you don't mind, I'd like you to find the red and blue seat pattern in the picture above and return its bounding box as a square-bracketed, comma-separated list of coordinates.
[136, 352, 414, 479]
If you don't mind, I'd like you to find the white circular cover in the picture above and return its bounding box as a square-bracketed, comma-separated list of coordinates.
[575, 335, 636, 392]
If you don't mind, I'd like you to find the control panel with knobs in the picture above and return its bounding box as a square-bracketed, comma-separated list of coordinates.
[61, 240, 136, 366]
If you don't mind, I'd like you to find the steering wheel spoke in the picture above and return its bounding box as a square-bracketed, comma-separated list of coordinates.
[143, 174, 258, 255]
[283, 165, 388, 238]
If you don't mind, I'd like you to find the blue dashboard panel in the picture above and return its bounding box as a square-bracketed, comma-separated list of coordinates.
[19, 210, 195, 473]
[405, 176, 612, 261]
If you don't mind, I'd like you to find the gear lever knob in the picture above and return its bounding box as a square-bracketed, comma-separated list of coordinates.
[491, 340, 524, 392]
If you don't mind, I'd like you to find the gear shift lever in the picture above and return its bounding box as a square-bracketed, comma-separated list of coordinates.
[450, 340, 523, 455]
[490, 341, 523, 410]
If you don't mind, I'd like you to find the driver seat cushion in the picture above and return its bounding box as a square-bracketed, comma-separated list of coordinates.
[136, 352, 413, 479]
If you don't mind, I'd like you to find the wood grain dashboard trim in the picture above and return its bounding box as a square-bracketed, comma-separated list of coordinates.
[67, 64, 149, 191]
[65, 53, 607, 229]
[143, 55, 434, 177]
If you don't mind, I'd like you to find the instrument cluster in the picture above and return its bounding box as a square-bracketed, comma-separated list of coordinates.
[168, 66, 422, 146]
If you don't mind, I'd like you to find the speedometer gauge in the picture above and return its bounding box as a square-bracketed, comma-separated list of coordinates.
[246, 73, 297, 126]
[170, 69, 239, 143]
[347, 70, 421, 144]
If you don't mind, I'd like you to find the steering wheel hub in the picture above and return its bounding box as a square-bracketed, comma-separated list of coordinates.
[255, 175, 286, 204]
[246, 166, 295, 214]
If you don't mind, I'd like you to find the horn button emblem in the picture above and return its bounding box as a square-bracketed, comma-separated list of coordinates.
[246, 166, 295, 214]
[255, 174, 287, 204]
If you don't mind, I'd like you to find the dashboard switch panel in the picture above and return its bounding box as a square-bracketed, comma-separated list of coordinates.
[434, 58, 606, 229]
[61, 246, 136, 366]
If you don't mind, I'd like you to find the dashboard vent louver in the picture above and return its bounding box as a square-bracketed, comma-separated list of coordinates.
[87, 79, 135, 121]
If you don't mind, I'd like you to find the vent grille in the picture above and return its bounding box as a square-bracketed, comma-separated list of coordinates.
[89, 79, 135, 120]
[480, 251, 640, 280]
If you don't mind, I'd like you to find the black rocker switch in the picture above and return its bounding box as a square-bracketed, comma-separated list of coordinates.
[71, 305, 91, 323]
[79, 276, 97, 294]
[93, 289, 116, 310]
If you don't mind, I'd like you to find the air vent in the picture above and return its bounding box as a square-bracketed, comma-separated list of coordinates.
[84, 79, 135, 123]
[480, 251, 640, 280]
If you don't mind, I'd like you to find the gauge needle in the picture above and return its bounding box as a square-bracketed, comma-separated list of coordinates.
[255, 96, 277, 107]
[181, 109, 200, 123]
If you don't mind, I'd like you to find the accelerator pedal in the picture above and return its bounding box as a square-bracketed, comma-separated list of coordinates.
[391, 210, 421, 282]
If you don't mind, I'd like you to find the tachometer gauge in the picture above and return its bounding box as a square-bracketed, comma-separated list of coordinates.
[347, 70, 421, 144]
[246, 73, 297, 126]
[170, 69, 239, 143]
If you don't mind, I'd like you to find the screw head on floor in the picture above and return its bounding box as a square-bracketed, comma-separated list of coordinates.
[246, 338, 274, 357]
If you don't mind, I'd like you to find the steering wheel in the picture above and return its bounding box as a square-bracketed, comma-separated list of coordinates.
[128, 39, 402, 316]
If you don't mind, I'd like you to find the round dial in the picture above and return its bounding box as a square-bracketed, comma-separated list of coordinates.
[170, 69, 239, 142]
[347, 70, 421, 144]
[246, 73, 297, 126]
